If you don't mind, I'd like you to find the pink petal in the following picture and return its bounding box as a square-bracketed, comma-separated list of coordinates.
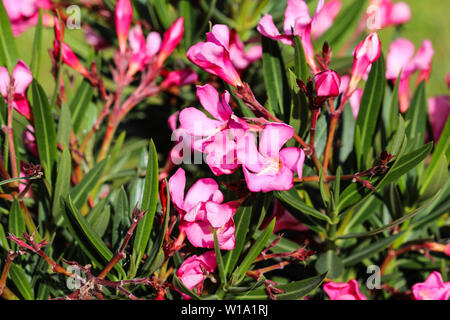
[157, 17, 184, 65]
[12, 60, 32, 95]
[283, 0, 311, 35]
[0, 67, 10, 97]
[279, 147, 305, 178]
[386, 38, 415, 80]
[205, 201, 235, 228]
[168, 168, 186, 212]
[388, 2, 411, 25]
[196, 84, 232, 122]
[324, 279, 367, 300]
[236, 131, 265, 173]
[204, 130, 239, 175]
[259, 123, 294, 158]
[428, 96, 450, 141]
[206, 24, 230, 50]
[179, 107, 223, 137]
[257, 14, 293, 46]
[184, 178, 222, 211]
[242, 165, 293, 193]
[146, 31, 162, 59]
[311, 0, 341, 39]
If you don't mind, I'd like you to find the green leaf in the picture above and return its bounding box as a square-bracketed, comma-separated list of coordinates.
[387, 76, 401, 138]
[275, 189, 332, 223]
[132, 140, 159, 271]
[339, 191, 440, 239]
[419, 153, 448, 200]
[60, 196, 125, 277]
[405, 81, 427, 151]
[112, 186, 129, 249]
[339, 100, 356, 163]
[355, 54, 386, 169]
[228, 273, 327, 300]
[9, 264, 34, 300]
[342, 233, 403, 266]
[315, 0, 367, 50]
[52, 147, 71, 219]
[172, 274, 202, 300]
[69, 158, 108, 210]
[293, 35, 308, 82]
[213, 230, 226, 285]
[223, 202, 252, 276]
[0, 0, 18, 70]
[56, 102, 72, 147]
[151, 0, 172, 29]
[232, 218, 275, 284]
[69, 81, 94, 134]
[31, 80, 58, 184]
[30, 9, 43, 76]
[87, 199, 111, 238]
[9, 198, 25, 250]
[262, 36, 290, 119]
[315, 250, 344, 279]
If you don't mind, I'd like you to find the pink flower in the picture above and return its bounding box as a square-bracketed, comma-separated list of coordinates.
[228, 30, 262, 71]
[323, 279, 367, 300]
[161, 68, 198, 88]
[314, 69, 341, 98]
[168, 168, 237, 250]
[3, 0, 53, 36]
[365, 0, 411, 31]
[53, 40, 90, 78]
[0, 60, 33, 120]
[428, 96, 450, 141]
[257, 0, 340, 73]
[187, 24, 243, 87]
[176, 251, 217, 299]
[311, 0, 342, 40]
[412, 271, 450, 300]
[345, 32, 381, 101]
[156, 17, 184, 67]
[115, 0, 133, 54]
[237, 123, 305, 193]
[386, 38, 434, 112]
[127, 25, 161, 77]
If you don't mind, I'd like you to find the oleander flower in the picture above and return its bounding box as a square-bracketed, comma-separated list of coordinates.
[237, 123, 305, 193]
[412, 271, 450, 300]
[0, 60, 33, 120]
[323, 279, 367, 300]
[428, 96, 450, 141]
[3, 0, 53, 36]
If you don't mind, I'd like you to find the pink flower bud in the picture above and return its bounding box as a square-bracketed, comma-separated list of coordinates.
[314, 69, 341, 97]
[161, 69, 198, 88]
[346, 32, 381, 98]
[115, 0, 133, 54]
[53, 40, 90, 78]
[156, 17, 184, 67]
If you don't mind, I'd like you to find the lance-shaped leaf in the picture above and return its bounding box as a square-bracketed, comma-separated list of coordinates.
[0, 0, 18, 70]
[315, 250, 344, 279]
[31, 80, 58, 185]
[132, 140, 159, 272]
[172, 274, 202, 300]
[9, 198, 25, 250]
[52, 147, 71, 219]
[293, 35, 308, 83]
[70, 81, 94, 134]
[213, 230, 226, 285]
[405, 81, 427, 151]
[227, 273, 327, 300]
[9, 264, 34, 300]
[60, 196, 126, 277]
[355, 54, 386, 169]
[30, 10, 43, 76]
[262, 36, 290, 119]
[232, 218, 275, 284]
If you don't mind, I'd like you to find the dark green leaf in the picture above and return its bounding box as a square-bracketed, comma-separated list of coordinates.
[315, 250, 344, 279]
[173, 274, 202, 300]
[293, 35, 308, 82]
[69, 81, 94, 134]
[30, 10, 43, 76]
[0, 0, 18, 70]
[405, 81, 427, 151]
[9, 198, 25, 250]
[9, 264, 34, 300]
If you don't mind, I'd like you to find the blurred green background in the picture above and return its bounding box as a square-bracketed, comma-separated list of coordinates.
[13, 0, 450, 98]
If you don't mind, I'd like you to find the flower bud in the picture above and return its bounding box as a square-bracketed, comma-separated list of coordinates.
[314, 69, 341, 97]
[156, 17, 184, 67]
[54, 40, 90, 78]
[115, 0, 133, 54]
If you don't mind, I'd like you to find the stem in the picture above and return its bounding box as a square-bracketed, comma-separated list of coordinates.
[0, 251, 16, 296]
[97, 123, 116, 162]
[1, 286, 19, 300]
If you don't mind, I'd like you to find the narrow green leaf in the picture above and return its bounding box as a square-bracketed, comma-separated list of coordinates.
[133, 140, 159, 271]
[69, 81, 94, 134]
[223, 202, 252, 275]
[293, 35, 308, 82]
[355, 54, 386, 168]
[30, 9, 43, 76]
[61, 196, 125, 277]
[342, 233, 403, 266]
[262, 36, 289, 119]
[228, 273, 327, 300]
[315, 250, 344, 279]
[56, 102, 72, 147]
[419, 154, 448, 200]
[112, 186, 129, 249]
[52, 147, 71, 219]
[87, 198, 111, 238]
[233, 218, 275, 284]
[0, 0, 18, 70]
[387, 76, 401, 138]
[9, 198, 25, 250]
[31, 80, 58, 184]
[339, 192, 440, 239]
[69, 158, 108, 210]
[405, 81, 427, 151]
[172, 274, 202, 300]
[213, 230, 226, 285]
[275, 189, 332, 223]
[9, 264, 34, 300]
